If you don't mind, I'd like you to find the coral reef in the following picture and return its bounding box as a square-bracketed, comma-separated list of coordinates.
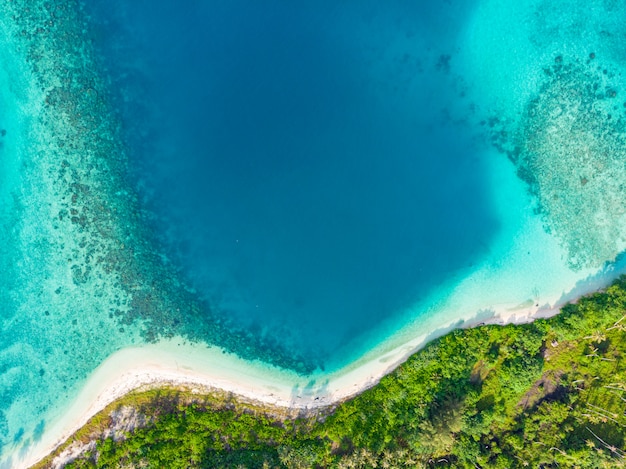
[489, 55, 626, 269]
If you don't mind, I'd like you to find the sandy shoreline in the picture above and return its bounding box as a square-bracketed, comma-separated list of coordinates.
[12, 251, 626, 469]
[12, 248, 626, 469]
[15, 283, 588, 469]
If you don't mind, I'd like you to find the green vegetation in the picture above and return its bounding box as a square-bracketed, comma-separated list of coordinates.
[39, 277, 626, 468]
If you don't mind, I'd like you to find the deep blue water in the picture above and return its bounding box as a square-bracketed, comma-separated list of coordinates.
[87, 0, 496, 364]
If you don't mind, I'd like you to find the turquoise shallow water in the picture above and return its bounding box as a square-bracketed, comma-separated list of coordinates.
[2, 0, 626, 465]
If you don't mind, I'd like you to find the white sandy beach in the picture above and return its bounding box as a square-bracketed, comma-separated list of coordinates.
[18, 259, 626, 469]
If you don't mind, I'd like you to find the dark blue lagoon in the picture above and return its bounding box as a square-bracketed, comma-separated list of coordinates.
[87, 0, 496, 365]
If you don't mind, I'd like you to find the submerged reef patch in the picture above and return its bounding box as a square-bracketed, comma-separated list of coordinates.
[489, 55, 626, 269]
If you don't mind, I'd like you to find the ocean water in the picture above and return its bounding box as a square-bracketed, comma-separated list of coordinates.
[86, 0, 496, 365]
[2, 0, 626, 465]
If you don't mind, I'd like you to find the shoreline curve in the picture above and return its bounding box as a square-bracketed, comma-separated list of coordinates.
[18, 277, 615, 469]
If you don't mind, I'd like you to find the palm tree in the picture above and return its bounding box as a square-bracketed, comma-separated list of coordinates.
[584, 330, 606, 343]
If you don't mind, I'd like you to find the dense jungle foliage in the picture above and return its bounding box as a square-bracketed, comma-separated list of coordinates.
[38, 277, 626, 468]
